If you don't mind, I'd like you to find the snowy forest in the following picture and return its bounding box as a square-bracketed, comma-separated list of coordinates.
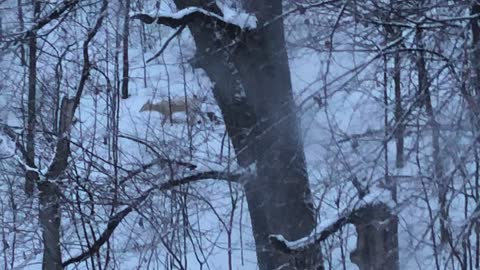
[1, 0, 480, 269]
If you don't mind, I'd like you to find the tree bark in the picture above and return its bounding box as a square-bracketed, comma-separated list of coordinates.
[469, 2, 480, 134]
[155, 1, 322, 269]
[121, 0, 130, 99]
[393, 52, 404, 170]
[25, 0, 41, 197]
[238, 2, 321, 269]
[38, 181, 62, 270]
[472, 3, 480, 100]
[38, 97, 75, 270]
[17, 0, 26, 66]
[350, 204, 399, 270]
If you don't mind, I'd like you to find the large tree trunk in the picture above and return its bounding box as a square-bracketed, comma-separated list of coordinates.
[238, 2, 320, 269]
[168, 1, 322, 269]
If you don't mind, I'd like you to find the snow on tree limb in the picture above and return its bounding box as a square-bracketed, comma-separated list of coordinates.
[130, 6, 256, 31]
[269, 188, 394, 253]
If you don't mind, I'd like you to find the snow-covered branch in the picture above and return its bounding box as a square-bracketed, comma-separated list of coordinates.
[270, 188, 394, 254]
[131, 6, 256, 33]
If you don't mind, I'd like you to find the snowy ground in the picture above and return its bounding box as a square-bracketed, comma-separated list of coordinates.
[0, 1, 475, 270]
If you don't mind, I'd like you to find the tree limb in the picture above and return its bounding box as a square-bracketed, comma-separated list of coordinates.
[1, 0, 80, 47]
[146, 25, 186, 63]
[130, 8, 246, 38]
[62, 170, 245, 267]
[269, 190, 393, 254]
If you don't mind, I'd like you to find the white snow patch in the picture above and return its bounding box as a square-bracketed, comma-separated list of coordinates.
[217, 2, 257, 30]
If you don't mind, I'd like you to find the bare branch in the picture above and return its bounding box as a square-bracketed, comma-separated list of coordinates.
[146, 25, 186, 63]
[1, 0, 80, 46]
[62, 170, 246, 267]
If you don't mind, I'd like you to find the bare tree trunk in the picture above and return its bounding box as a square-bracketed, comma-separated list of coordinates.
[17, 0, 26, 66]
[25, 0, 41, 197]
[384, 0, 405, 172]
[38, 182, 62, 270]
[416, 27, 449, 244]
[39, 96, 75, 270]
[121, 0, 130, 99]
[393, 52, 404, 170]
[472, 3, 480, 101]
